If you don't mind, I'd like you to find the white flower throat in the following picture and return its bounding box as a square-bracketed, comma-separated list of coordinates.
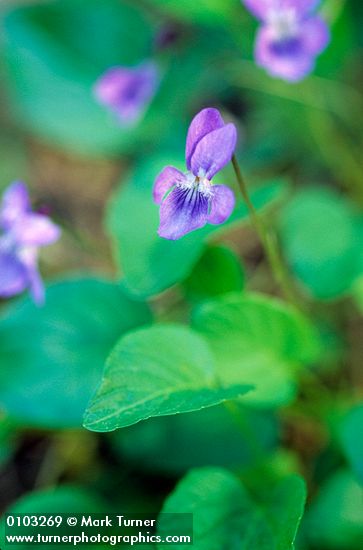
[268, 8, 299, 41]
[177, 172, 213, 198]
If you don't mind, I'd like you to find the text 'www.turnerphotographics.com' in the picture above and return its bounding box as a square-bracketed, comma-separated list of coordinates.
[4, 513, 193, 546]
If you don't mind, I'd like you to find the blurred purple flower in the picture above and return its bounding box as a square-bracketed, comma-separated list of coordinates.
[243, 0, 330, 82]
[153, 108, 237, 240]
[0, 182, 60, 305]
[94, 61, 160, 125]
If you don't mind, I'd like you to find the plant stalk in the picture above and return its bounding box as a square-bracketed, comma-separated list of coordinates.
[231, 154, 301, 310]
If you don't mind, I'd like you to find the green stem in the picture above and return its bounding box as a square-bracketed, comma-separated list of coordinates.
[231, 155, 301, 310]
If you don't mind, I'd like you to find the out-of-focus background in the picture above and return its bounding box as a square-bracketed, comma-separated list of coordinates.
[0, 0, 363, 548]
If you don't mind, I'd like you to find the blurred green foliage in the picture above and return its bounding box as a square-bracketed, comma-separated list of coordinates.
[304, 470, 363, 550]
[0, 278, 151, 428]
[340, 405, 363, 486]
[112, 405, 278, 474]
[279, 186, 363, 299]
[183, 245, 245, 300]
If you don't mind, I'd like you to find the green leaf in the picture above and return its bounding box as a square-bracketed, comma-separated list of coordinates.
[192, 292, 320, 407]
[106, 155, 288, 298]
[304, 470, 363, 550]
[83, 324, 252, 432]
[158, 468, 306, 549]
[0, 278, 151, 429]
[0, 485, 108, 550]
[279, 187, 362, 300]
[112, 405, 278, 474]
[262, 475, 307, 550]
[183, 244, 245, 301]
[340, 404, 363, 485]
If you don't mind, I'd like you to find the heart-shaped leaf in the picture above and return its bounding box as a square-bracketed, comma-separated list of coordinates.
[158, 467, 306, 549]
[83, 324, 252, 432]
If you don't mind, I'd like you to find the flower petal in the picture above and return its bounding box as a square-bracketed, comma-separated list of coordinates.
[94, 67, 126, 104]
[94, 62, 159, 125]
[242, 0, 320, 20]
[185, 108, 225, 170]
[12, 214, 61, 247]
[0, 250, 28, 298]
[158, 186, 210, 240]
[17, 247, 45, 305]
[243, 0, 275, 20]
[255, 26, 315, 82]
[153, 166, 186, 205]
[28, 266, 45, 305]
[0, 181, 30, 230]
[208, 185, 235, 225]
[190, 123, 237, 179]
[301, 16, 330, 55]
[281, 0, 321, 16]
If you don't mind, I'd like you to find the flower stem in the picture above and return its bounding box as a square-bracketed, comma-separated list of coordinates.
[231, 154, 301, 309]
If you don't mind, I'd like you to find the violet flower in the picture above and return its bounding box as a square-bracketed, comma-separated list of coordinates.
[94, 61, 160, 126]
[0, 182, 60, 304]
[153, 108, 237, 240]
[243, 0, 330, 82]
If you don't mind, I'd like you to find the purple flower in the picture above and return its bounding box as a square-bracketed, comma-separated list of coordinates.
[0, 182, 61, 304]
[94, 61, 160, 126]
[243, 0, 330, 82]
[153, 108, 237, 240]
